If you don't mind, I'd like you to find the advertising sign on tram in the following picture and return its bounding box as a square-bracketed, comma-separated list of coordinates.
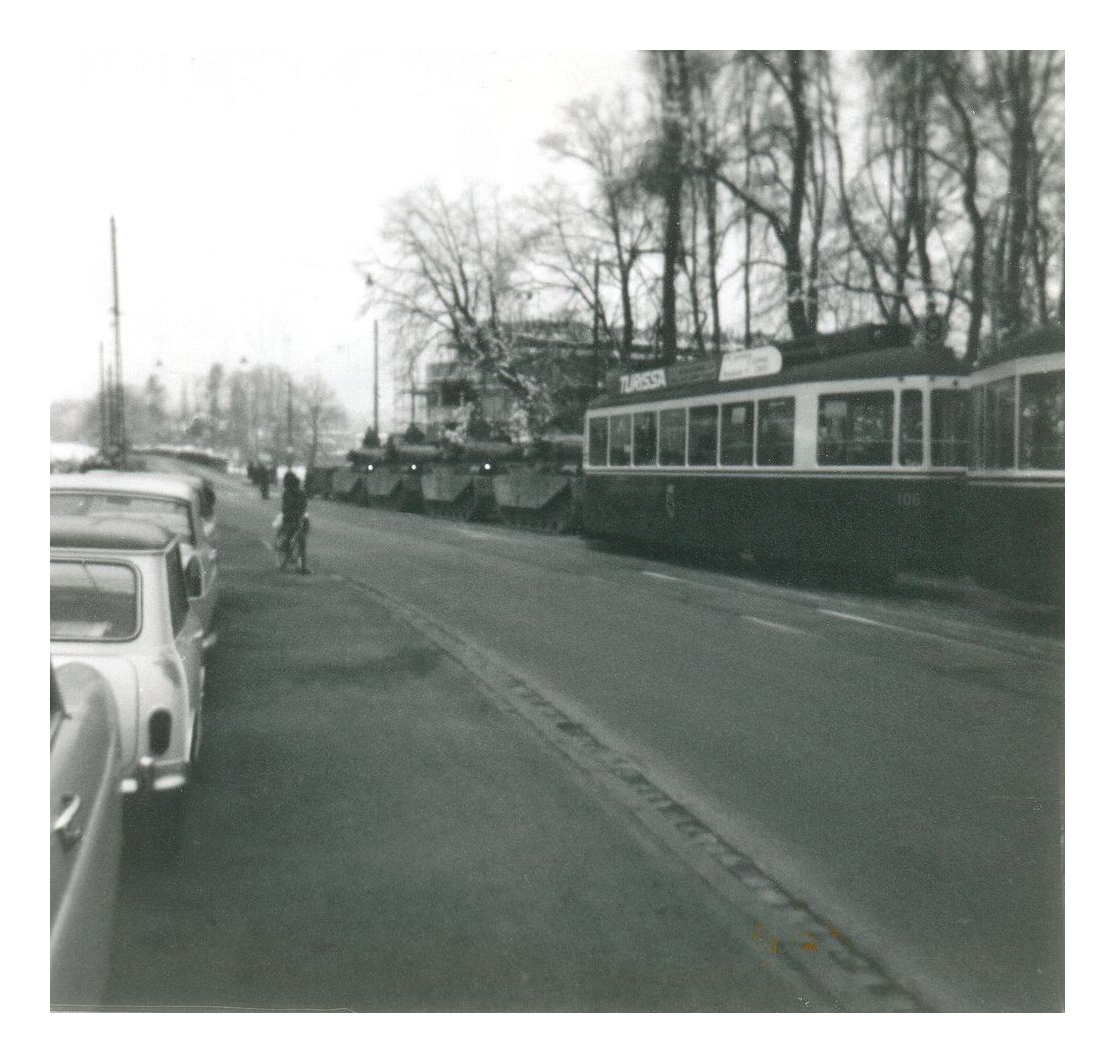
[618, 368, 668, 395]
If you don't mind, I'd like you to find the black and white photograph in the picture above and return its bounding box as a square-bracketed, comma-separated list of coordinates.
[31, 6, 1079, 1043]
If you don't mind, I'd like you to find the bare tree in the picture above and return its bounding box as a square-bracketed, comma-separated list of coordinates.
[648, 50, 692, 361]
[986, 50, 1064, 338]
[713, 51, 829, 339]
[930, 51, 989, 360]
[371, 183, 571, 438]
[300, 373, 347, 470]
[539, 89, 658, 363]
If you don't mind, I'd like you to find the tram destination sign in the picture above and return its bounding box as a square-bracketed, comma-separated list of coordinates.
[718, 345, 782, 382]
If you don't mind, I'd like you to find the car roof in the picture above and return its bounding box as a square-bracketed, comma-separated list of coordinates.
[109, 468, 209, 488]
[51, 515, 177, 553]
[51, 470, 196, 503]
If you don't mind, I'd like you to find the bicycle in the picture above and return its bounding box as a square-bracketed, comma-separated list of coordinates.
[273, 515, 310, 574]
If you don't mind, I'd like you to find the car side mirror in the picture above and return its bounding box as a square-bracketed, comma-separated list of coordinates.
[185, 556, 203, 599]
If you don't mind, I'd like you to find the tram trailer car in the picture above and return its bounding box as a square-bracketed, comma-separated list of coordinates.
[583, 326, 970, 582]
[964, 324, 1064, 605]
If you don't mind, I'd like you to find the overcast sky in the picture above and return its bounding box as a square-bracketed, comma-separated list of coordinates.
[37, 50, 640, 435]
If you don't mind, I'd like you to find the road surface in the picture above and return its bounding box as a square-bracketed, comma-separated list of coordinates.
[108, 467, 1063, 1011]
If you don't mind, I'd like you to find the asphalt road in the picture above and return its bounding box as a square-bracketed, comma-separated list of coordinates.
[107, 468, 1063, 1012]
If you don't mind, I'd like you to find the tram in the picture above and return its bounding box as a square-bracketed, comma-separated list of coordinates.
[964, 324, 1064, 604]
[582, 325, 970, 581]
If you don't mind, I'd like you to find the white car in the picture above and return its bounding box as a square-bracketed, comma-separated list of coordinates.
[50, 517, 206, 824]
[51, 661, 123, 1008]
[110, 468, 219, 546]
[51, 471, 219, 650]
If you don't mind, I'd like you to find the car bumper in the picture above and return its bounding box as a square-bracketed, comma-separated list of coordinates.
[119, 755, 188, 795]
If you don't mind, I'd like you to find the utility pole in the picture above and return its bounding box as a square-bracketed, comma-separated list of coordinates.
[286, 376, 294, 468]
[592, 256, 602, 392]
[110, 216, 127, 464]
[98, 341, 109, 456]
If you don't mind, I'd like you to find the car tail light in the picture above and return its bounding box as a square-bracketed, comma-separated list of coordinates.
[148, 710, 172, 755]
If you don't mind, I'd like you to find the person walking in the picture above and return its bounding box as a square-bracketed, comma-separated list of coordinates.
[277, 470, 309, 573]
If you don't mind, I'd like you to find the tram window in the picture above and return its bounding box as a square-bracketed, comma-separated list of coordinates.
[817, 391, 893, 466]
[981, 378, 1016, 469]
[1019, 369, 1065, 470]
[931, 390, 970, 466]
[633, 411, 658, 466]
[899, 390, 924, 466]
[757, 397, 795, 466]
[970, 385, 985, 468]
[588, 417, 608, 466]
[608, 413, 633, 466]
[720, 402, 754, 465]
[659, 409, 687, 465]
[687, 406, 718, 466]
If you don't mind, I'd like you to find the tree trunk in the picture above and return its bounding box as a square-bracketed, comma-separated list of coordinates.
[742, 78, 755, 346]
[661, 154, 683, 363]
[937, 56, 986, 362]
[1002, 50, 1032, 335]
[659, 50, 691, 363]
[784, 52, 814, 339]
[607, 201, 636, 365]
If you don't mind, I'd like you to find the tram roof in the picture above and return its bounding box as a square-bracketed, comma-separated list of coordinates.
[974, 323, 1064, 369]
[588, 342, 966, 411]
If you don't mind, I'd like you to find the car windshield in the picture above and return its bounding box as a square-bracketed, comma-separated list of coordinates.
[50, 560, 140, 641]
[51, 492, 194, 543]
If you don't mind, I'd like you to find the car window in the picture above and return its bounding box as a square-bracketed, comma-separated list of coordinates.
[51, 492, 195, 544]
[51, 560, 140, 641]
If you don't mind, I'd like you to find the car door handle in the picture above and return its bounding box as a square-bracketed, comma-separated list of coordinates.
[53, 794, 84, 848]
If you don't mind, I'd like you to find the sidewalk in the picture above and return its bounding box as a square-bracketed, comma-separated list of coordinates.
[105, 517, 817, 1012]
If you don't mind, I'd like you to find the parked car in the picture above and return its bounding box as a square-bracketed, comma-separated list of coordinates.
[50, 517, 206, 828]
[51, 661, 123, 1008]
[105, 468, 219, 547]
[50, 471, 219, 650]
